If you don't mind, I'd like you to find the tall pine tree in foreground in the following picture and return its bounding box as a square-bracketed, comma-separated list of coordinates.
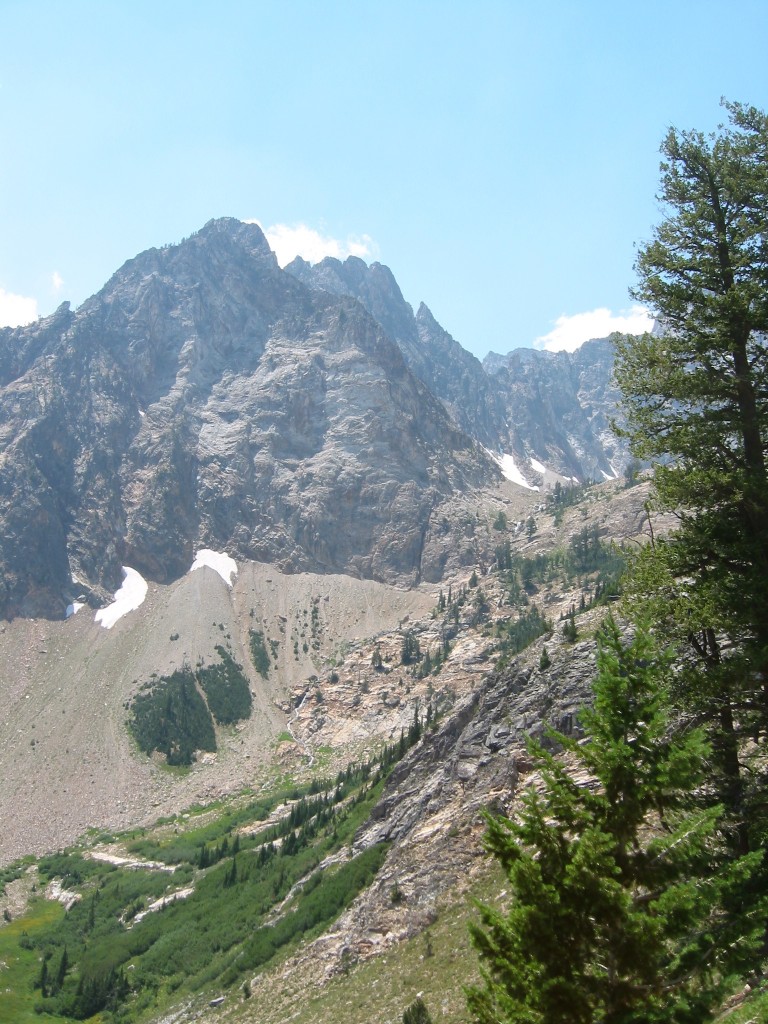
[466, 618, 765, 1024]
[613, 101, 768, 837]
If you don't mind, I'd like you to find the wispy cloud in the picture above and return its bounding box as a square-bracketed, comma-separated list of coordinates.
[534, 306, 653, 352]
[248, 221, 377, 267]
[51, 271, 64, 293]
[0, 287, 38, 328]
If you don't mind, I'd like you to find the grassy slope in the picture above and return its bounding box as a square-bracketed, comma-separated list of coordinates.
[221, 862, 505, 1024]
[0, 899, 65, 1023]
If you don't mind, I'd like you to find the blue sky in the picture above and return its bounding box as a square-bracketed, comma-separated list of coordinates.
[1, 1, 766, 357]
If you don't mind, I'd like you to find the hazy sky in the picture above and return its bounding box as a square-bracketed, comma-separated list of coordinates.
[1, 1, 766, 356]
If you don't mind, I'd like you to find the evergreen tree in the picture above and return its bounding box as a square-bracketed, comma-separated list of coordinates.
[562, 608, 578, 642]
[400, 630, 421, 665]
[623, 457, 640, 488]
[615, 102, 768, 700]
[408, 704, 422, 745]
[466, 617, 765, 1024]
[224, 854, 238, 887]
[86, 892, 97, 931]
[403, 996, 433, 1024]
[496, 539, 512, 571]
[55, 946, 68, 993]
[614, 100, 768, 843]
[38, 956, 48, 998]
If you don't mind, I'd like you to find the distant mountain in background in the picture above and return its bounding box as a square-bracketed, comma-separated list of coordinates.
[287, 252, 628, 482]
[0, 218, 629, 619]
[483, 339, 626, 483]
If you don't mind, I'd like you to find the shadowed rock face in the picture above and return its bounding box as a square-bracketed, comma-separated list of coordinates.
[286, 255, 510, 450]
[286, 253, 630, 483]
[484, 340, 626, 482]
[0, 219, 498, 619]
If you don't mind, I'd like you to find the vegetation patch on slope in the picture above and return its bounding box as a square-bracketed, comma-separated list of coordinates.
[0, 712, 433, 1023]
[129, 668, 216, 766]
[197, 645, 253, 724]
[128, 646, 252, 765]
[248, 627, 271, 677]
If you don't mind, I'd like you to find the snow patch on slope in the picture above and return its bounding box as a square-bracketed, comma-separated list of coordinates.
[95, 568, 148, 629]
[190, 549, 238, 587]
[488, 450, 539, 491]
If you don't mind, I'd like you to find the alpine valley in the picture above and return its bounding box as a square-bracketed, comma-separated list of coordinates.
[0, 218, 651, 1024]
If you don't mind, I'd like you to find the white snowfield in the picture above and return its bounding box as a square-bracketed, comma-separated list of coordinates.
[94, 567, 149, 629]
[190, 548, 238, 586]
[530, 456, 580, 484]
[488, 449, 540, 491]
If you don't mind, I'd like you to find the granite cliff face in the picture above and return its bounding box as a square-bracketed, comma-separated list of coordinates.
[0, 219, 632, 620]
[286, 253, 630, 484]
[285, 256, 510, 450]
[0, 219, 499, 619]
[484, 339, 627, 482]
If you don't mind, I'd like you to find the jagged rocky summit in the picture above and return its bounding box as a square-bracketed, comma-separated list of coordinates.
[483, 340, 625, 483]
[0, 218, 629, 619]
[286, 251, 628, 482]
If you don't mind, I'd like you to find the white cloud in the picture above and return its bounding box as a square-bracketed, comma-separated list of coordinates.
[0, 287, 38, 328]
[51, 271, 64, 292]
[534, 305, 653, 353]
[248, 220, 377, 267]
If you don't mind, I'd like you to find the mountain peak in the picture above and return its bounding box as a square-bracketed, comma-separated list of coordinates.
[192, 217, 278, 266]
[0, 221, 501, 617]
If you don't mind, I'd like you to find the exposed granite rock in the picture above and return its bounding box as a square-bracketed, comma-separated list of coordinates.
[286, 256, 510, 451]
[413, 303, 510, 449]
[355, 633, 595, 851]
[0, 220, 500, 618]
[484, 338, 630, 481]
[0, 219, 637, 620]
[297, 625, 601, 969]
[287, 252, 633, 485]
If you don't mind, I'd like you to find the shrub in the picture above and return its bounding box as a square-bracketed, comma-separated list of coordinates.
[248, 630, 271, 677]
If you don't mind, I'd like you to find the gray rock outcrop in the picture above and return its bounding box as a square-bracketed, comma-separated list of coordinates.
[0, 219, 499, 618]
[484, 339, 629, 481]
[0, 218, 636, 619]
[287, 252, 632, 484]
